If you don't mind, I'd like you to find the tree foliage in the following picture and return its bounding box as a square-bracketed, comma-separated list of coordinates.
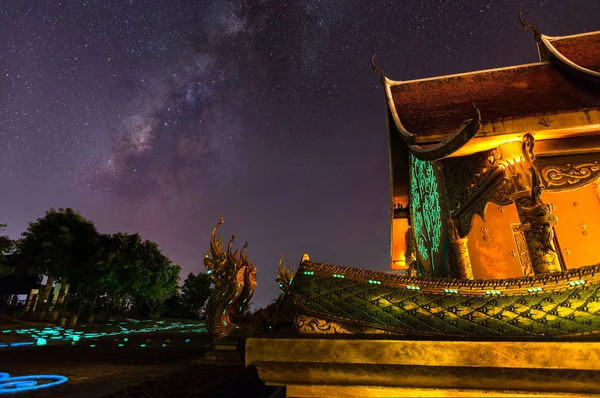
[10, 208, 183, 319]
[14, 209, 99, 308]
[92, 233, 181, 318]
[15, 209, 99, 279]
[0, 224, 14, 277]
[137, 241, 181, 318]
[180, 272, 212, 317]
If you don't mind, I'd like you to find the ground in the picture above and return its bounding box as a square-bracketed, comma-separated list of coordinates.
[0, 319, 279, 397]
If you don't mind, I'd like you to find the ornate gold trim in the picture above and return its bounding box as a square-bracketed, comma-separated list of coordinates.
[540, 161, 600, 191]
[294, 314, 353, 334]
[296, 260, 600, 294]
[511, 224, 534, 276]
[593, 177, 600, 202]
[453, 140, 536, 237]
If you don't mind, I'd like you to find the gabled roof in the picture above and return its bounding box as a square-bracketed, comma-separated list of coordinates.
[378, 26, 600, 160]
[548, 31, 600, 71]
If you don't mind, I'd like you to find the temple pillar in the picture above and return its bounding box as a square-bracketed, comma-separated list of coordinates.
[452, 237, 474, 279]
[515, 197, 562, 274]
[449, 219, 473, 279]
[496, 136, 562, 274]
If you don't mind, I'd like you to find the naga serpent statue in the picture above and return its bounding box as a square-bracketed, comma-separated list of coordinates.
[205, 217, 600, 340]
[203, 217, 294, 340]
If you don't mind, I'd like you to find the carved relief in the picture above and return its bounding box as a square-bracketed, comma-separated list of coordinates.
[454, 169, 516, 237]
[481, 227, 490, 241]
[580, 223, 590, 236]
[442, 149, 499, 213]
[294, 314, 353, 334]
[540, 161, 600, 191]
[451, 139, 538, 238]
[521, 227, 561, 273]
[539, 116, 553, 127]
[512, 225, 534, 277]
[514, 164, 562, 274]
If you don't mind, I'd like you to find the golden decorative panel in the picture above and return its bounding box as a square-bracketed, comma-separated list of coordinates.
[544, 184, 600, 269]
[540, 161, 600, 191]
[467, 202, 523, 279]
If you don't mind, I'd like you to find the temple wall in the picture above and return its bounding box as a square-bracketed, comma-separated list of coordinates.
[467, 203, 524, 279]
[544, 182, 600, 269]
[391, 218, 409, 270]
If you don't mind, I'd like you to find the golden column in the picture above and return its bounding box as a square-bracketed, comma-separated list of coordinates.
[449, 219, 473, 279]
[499, 136, 562, 274]
[515, 196, 562, 274]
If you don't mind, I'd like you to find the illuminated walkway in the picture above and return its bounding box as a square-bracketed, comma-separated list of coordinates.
[0, 318, 207, 348]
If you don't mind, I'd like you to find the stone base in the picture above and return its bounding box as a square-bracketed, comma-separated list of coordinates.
[197, 339, 244, 365]
[245, 337, 600, 397]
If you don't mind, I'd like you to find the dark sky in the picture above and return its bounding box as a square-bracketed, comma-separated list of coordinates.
[1, 1, 599, 308]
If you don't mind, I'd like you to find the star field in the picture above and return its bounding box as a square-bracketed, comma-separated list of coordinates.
[1, 1, 599, 307]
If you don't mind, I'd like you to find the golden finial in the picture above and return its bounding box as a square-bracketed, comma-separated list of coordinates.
[371, 53, 385, 84]
[518, 12, 542, 42]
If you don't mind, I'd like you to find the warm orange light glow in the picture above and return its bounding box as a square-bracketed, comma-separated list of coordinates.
[545, 182, 600, 269]
[498, 155, 524, 169]
[467, 203, 524, 279]
[496, 141, 526, 169]
[391, 218, 409, 270]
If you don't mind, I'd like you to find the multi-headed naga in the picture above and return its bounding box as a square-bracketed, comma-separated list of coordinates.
[203, 217, 293, 340]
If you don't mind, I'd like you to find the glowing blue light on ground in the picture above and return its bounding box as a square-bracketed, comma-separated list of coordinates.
[9, 342, 34, 347]
[0, 320, 207, 349]
[0, 372, 68, 394]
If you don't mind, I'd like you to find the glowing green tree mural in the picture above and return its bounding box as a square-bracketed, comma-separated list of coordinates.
[410, 155, 442, 272]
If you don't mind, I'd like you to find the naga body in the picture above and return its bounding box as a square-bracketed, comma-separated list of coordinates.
[204, 217, 600, 340]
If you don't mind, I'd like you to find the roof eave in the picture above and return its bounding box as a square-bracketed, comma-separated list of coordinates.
[418, 108, 600, 158]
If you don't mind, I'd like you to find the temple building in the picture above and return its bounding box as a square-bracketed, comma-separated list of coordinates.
[386, 25, 600, 280]
[208, 21, 600, 398]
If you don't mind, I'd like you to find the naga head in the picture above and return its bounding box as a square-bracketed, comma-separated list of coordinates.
[276, 254, 295, 293]
[204, 217, 260, 339]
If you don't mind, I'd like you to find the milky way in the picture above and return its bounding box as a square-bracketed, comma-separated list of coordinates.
[1, 1, 599, 307]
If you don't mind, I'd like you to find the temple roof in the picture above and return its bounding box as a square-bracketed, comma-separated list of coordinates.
[549, 32, 600, 70]
[380, 29, 600, 160]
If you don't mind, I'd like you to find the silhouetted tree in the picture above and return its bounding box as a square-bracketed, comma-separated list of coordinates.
[14, 209, 99, 311]
[0, 224, 14, 278]
[181, 272, 212, 318]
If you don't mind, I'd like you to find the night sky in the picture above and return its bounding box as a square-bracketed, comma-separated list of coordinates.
[1, 1, 599, 308]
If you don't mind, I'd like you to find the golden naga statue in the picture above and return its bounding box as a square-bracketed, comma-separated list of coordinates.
[205, 19, 600, 341]
[203, 217, 294, 340]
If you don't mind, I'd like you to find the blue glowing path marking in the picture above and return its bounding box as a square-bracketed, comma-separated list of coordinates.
[0, 372, 68, 394]
[0, 319, 208, 349]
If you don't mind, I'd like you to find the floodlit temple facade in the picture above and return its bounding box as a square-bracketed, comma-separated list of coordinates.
[388, 27, 600, 281]
[206, 21, 600, 398]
